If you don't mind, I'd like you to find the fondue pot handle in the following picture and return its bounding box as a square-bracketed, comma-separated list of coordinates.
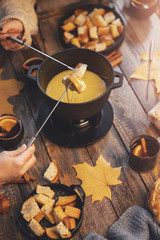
[27, 64, 40, 81]
[70, 185, 85, 204]
[111, 71, 123, 90]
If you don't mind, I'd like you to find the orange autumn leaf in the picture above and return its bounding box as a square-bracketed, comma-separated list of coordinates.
[72, 155, 122, 203]
[0, 68, 24, 115]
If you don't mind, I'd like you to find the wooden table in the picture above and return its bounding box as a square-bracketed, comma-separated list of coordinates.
[1, 0, 160, 239]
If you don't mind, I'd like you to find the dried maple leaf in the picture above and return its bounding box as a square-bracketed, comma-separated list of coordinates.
[72, 155, 122, 203]
[130, 48, 160, 93]
[0, 68, 24, 115]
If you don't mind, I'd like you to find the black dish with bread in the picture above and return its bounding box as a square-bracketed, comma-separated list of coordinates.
[59, 4, 125, 55]
[17, 183, 85, 240]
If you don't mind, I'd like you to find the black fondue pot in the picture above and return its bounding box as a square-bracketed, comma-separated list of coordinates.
[29, 48, 123, 121]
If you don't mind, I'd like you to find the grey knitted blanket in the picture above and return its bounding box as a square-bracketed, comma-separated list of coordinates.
[84, 205, 160, 240]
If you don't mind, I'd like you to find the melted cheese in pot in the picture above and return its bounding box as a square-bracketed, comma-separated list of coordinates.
[46, 70, 107, 103]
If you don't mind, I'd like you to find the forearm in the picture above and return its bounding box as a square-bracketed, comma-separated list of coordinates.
[0, 0, 38, 46]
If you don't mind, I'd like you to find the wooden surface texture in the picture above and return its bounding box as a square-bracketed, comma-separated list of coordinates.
[0, 0, 160, 239]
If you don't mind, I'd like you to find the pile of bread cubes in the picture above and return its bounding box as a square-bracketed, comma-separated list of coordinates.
[21, 162, 81, 239]
[61, 7, 124, 52]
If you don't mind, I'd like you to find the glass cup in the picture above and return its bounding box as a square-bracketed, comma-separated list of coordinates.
[0, 115, 24, 149]
[129, 134, 159, 172]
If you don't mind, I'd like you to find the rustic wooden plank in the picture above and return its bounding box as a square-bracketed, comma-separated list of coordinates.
[0, 51, 28, 240]
[115, 1, 160, 111]
[112, 1, 160, 185]
[0, 184, 26, 240]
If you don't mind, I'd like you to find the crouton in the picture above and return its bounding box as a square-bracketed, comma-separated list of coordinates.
[71, 37, 81, 47]
[77, 25, 88, 38]
[104, 11, 116, 25]
[95, 42, 107, 52]
[85, 17, 93, 28]
[61, 22, 76, 31]
[91, 15, 107, 27]
[28, 218, 45, 237]
[53, 205, 68, 224]
[79, 36, 89, 44]
[55, 222, 72, 239]
[64, 31, 74, 43]
[112, 18, 122, 26]
[75, 14, 87, 26]
[43, 162, 59, 183]
[34, 210, 45, 223]
[65, 206, 81, 219]
[117, 25, 124, 35]
[110, 24, 120, 38]
[41, 204, 55, 224]
[98, 26, 110, 36]
[89, 26, 98, 40]
[36, 184, 55, 199]
[46, 226, 59, 239]
[21, 196, 40, 222]
[69, 218, 76, 230]
[36, 194, 55, 208]
[100, 34, 114, 47]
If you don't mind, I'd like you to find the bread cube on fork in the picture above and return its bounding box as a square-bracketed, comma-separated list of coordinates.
[62, 63, 87, 94]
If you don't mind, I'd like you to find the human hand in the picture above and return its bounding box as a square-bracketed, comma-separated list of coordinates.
[0, 144, 36, 184]
[0, 19, 24, 50]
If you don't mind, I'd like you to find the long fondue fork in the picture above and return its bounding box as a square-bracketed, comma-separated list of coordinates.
[146, 40, 154, 102]
[7, 35, 74, 71]
[7, 35, 109, 80]
[27, 84, 70, 147]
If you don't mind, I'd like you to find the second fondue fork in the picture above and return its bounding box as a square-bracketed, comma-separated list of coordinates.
[27, 84, 70, 147]
[7, 35, 74, 71]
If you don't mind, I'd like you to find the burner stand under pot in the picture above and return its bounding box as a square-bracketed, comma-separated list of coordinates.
[38, 101, 113, 147]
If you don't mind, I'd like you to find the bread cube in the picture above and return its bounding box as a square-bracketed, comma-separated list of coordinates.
[104, 11, 116, 25]
[36, 184, 55, 199]
[110, 24, 120, 38]
[46, 226, 59, 239]
[65, 206, 81, 219]
[36, 194, 55, 208]
[75, 14, 87, 26]
[89, 26, 98, 40]
[55, 195, 77, 206]
[43, 162, 59, 183]
[61, 22, 76, 31]
[41, 204, 55, 224]
[55, 222, 71, 239]
[21, 196, 40, 222]
[91, 15, 107, 27]
[28, 218, 45, 237]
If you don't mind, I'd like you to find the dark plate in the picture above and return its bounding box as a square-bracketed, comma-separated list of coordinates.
[59, 4, 125, 55]
[17, 183, 85, 240]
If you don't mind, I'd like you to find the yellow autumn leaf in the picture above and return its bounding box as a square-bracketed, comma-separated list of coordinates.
[130, 48, 160, 93]
[0, 68, 24, 115]
[72, 155, 122, 203]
